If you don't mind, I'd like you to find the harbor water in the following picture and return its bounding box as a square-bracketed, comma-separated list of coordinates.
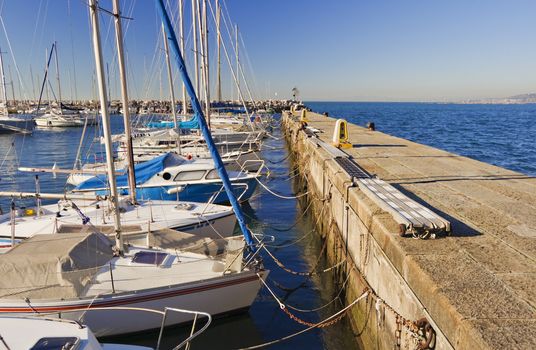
[0, 115, 359, 349]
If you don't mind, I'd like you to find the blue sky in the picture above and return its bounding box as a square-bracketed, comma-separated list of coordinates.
[0, 0, 535, 101]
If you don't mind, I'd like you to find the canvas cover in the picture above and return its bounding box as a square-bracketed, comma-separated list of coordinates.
[75, 152, 185, 190]
[146, 115, 199, 129]
[0, 232, 113, 300]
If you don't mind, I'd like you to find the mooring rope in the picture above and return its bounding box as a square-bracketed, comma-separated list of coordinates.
[255, 176, 310, 200]
[263, 152, 291, 164]
[286, 266, 355, 313]
[237, 276, 369, 350]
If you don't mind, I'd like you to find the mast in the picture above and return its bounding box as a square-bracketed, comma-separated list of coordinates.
[235, 24, 239, 102]
[162, 24, 178, 128]
[112, 0, 137, 203]
[201, 0, 210, 127]
[179, 0, 187, 113]
[216, 0, 221, 102]
[156, 0, 255, 247]
[44, 49, 50, 106]
[88, 0, 124, 252]
[8, 65, 15, 106]
[191, 0, 200, 96]
[53, 41, 62, 109]
[0, 49, 8, 110]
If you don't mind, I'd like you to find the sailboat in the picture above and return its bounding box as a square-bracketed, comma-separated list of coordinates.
[34, 42, 97, 128]
[0, 47, 34, 134]
[0, 0, 267, 338]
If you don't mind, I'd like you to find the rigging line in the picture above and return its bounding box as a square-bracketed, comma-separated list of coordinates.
[206, 0, 251, 116]
[240, 277, 368, 350]
[286, 265, 355, 313]
[0, 15, 30, 101]
[255, 176, 310, 200]
[261, 233, 329, 277]
[238, 33, 259, 99]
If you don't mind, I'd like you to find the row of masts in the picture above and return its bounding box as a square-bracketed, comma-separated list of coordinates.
[88, 0, 250, 253]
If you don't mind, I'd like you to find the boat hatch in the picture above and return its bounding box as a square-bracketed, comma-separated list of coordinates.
[131, 251, 168, 266]
[173, 170, 206, 181]
[30, 337, 80, 350]
[174, 203, 194, 211]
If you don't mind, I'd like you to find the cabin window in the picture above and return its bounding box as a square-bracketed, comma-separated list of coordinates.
[132, 251, 168, 266]
[206, 169, 221, 179]
[173, 170, 206, 181]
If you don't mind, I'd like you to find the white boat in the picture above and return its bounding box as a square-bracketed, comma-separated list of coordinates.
[0, 231, 267, 337]
[71, 153, 260, 204]
[35, 108, 97, 127]
[0, 197, 236, 240]
[0, 316, 151, 349]
[0, 50, 34, 134]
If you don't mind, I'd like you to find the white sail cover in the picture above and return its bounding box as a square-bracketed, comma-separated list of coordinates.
[0, 232, 113, 299]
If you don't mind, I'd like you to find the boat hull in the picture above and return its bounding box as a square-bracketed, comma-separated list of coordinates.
[0, 270, 268, 337]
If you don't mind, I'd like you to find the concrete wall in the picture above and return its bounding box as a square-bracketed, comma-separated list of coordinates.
[283, 112, 454, 350]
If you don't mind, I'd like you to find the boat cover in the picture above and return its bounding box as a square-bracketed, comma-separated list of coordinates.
[75, 152, 184, 190]
[146, 116, 199, 129]
[0, 232, 113, 299]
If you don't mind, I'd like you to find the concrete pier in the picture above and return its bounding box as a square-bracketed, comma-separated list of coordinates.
[282, 109, 535, 349]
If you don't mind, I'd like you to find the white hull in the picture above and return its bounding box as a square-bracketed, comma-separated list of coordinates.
[35, 114, 97, 127]
[0, 269, 267, 337]
[0, 200, 236, 240]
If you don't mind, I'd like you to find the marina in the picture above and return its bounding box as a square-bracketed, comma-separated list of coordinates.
[0, 1, 534, 349]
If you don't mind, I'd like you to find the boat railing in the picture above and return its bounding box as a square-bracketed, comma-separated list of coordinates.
[200, 182, 250, 216]
[34, 306, 212, 350]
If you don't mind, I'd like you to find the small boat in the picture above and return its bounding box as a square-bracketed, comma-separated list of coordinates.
[72, 152, 261, 204]
[0, 50, 34, 134]
[0, 231, 267, 337]
[35, 108, 97, 127]
[0, 305, 212, 349]
[0, 196, 237, 240]
[0, 316, 151, 349]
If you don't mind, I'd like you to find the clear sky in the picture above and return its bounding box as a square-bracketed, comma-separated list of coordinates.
[0, 0, 535, 102]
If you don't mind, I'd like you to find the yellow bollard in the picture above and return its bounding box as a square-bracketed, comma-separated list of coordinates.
[300, 109, 309, 122]
[332, 119, 352, 149]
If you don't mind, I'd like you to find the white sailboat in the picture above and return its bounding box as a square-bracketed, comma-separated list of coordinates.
[35, 42, 96, 128]
[0, 0, 267, 338]
[0, 47, 34, 134]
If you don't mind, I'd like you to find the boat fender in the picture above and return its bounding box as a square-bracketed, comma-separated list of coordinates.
[332, 119, 352, 149]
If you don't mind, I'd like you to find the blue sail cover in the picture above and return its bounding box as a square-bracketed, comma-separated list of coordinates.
[146, 116, 199, 129]
[76, 153, 170, 190]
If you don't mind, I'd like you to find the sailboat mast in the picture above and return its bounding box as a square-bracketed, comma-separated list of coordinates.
[53, 41, 62, 107]
[235, 24, 239, 102]
[112, 0, 137, 203]
[162, 24, 178, 128]
[202, 0, 210, 127]
[216, 0, 221, 102]
[88, 0, 124, 252]
[0, 49, 8, 108]
[191, 0, 200, 96]
[179, 0, 187, 113]
[156, 0, 255, 247]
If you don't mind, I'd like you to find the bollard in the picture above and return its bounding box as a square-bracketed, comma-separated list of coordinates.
[300, 109, 309, 123]
[323, 112, 329, 117]
[366, 122, 375, 131]
[332, 119, 352, 149]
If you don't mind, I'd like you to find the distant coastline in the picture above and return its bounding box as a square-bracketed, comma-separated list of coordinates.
[305, 93, 536, 105]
